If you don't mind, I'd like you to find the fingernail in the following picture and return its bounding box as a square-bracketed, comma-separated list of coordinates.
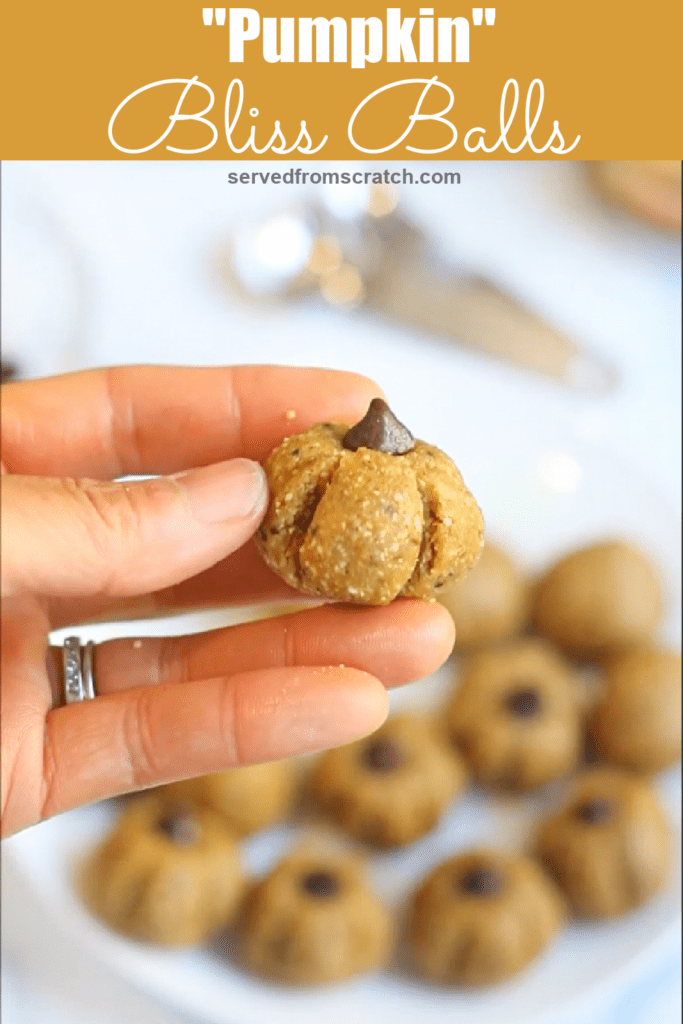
[172, 459, 268, 523]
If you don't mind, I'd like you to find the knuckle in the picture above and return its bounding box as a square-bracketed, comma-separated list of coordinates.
[3, 694, 52, 832]
[281, 622, 299, 669]
[217, 676, 241, 766]
[39, 722, 60, 820]
[71, 477, 144, 545]
[121, 690, 159, 789]
[103, 365, 143, 475]
[156, 636, 179, 685]
[62, 477, 159, 593]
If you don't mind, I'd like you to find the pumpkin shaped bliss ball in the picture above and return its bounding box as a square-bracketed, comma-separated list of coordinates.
[255, 399, 484, 605]
[80, 794, 245, 946]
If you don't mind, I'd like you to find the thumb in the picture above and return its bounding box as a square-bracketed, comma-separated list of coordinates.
[1, 460, 268, 600]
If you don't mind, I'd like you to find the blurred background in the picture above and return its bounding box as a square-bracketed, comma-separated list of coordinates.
[1, 159, 681, 1024]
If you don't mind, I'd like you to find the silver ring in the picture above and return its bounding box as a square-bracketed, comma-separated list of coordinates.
[82, 640, 97, 700]
[62, 637, 97, 705]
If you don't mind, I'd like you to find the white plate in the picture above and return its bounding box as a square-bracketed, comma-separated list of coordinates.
[5, 410, 681, 1024]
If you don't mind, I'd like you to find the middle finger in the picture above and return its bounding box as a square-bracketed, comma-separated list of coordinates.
[45, 540, 300, 629]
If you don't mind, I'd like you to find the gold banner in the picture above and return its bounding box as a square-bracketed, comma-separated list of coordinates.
[1, 1, 682, 159]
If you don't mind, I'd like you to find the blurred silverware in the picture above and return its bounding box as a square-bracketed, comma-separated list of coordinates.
[217, 185, 618, 395]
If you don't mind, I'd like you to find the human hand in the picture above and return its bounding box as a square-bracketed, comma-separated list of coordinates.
[1, 365, 455, 837]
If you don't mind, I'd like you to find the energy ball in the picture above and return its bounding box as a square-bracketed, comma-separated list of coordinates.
[238, 848, 392, 984]
[444, 639, 582, 791]
[408, 849, 565, 986]
[80, 794, 244, 945]
[158, 759, 298, 838]
[308, 713, 467, 848]
[531, 540, 661, 659]
[536, 767, 670, 918]
[589, 646, 682, 773]
[255, 399, 484, 605]
[438, 541, 529, 649]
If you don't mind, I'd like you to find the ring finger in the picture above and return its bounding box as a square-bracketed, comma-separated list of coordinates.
[49, 601, 455, 702]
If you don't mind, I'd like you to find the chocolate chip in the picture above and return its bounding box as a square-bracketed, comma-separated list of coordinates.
[157, 809, 202, 845]
[504, 686, 542, 717]
[575, 797, 614, 824]
[301, 870, 340, 898]
[363, 738, 405, 772]
[343, 398, 414, 455]
[459, 866, 503, 897]
[294, 488, 322, 533]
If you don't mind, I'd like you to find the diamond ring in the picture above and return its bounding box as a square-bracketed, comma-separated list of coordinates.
[62, 638, 97, 705]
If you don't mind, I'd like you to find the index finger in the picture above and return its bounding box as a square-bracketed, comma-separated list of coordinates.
[1, 364, 382, 478]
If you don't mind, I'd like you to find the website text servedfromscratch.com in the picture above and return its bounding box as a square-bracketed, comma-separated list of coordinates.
[226, 168, 460, 184]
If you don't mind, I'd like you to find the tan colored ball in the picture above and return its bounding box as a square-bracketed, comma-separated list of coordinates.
[308, 713, 467, 848]
[532, 540, 661, 658]
[80, 794, 244, 945]
[238, 848, 393, 984]
[158, 759, 298, 838]
[444, 639, 582, 791]
[438, 541, 529, 649]
[255, 399, 484, 605]
[536, 767, 670, 918]
[408, 849, 565, 986]
[589, 647, 681, 772]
